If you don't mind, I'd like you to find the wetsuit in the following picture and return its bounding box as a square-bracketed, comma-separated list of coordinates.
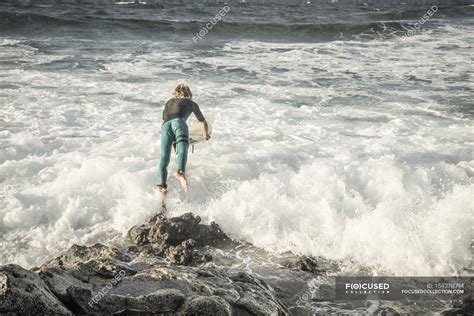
[158, 98, 205, 189]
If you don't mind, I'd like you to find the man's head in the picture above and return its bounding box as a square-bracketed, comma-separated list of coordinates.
[172, 82, 192, 99]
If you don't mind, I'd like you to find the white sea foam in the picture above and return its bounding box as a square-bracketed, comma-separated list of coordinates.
[1, 28, 472, 275]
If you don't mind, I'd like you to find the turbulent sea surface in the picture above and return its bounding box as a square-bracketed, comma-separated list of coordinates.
[1, 0, 473, 284]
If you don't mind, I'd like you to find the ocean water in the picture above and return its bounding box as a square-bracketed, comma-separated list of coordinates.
[0, 0, 473, 282]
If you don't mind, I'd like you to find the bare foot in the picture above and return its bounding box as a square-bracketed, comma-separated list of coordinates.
[175, 172, 189, 192]
[157, 184, 168, 194]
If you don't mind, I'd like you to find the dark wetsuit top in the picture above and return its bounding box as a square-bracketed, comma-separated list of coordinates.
[162, 98, 205, 123]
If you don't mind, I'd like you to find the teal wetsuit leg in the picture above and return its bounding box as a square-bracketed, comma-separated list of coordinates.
[171, 118, 189, 173]
[158, 118, 189, 188]
[158, 120, 174, 188]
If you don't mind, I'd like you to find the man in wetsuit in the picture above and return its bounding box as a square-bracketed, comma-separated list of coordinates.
[158, 83, 209, 193]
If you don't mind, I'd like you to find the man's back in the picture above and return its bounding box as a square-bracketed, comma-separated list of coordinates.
[162, 98, 205, 123]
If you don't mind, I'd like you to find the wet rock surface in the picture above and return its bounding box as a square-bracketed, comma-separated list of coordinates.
[127, 212, 234, 265]
[1, 213, 290, 315]
[1, 212, 470, 315]
[0, 264, 72, 315]
[34, 243, 287, 315]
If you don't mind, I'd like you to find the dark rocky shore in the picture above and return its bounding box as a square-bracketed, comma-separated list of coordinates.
[0, 212, 471, 315]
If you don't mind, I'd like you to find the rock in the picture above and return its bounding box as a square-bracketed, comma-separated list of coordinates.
[36, 243, 139, 314]
[442, 278, 473, 315]
[96, 288, 186, 314]
[285, 256, 321, 273]
[36, 266, 92, 313]
[0, 264, 72, 315]
[38, 243, 136, 284]
[142, 289, 186, 312]
[33, 239, 288, 315]
[182, 295, 232, 315]
[1, 212, 308, 315]
[164, 239, 196, 265]
[127, 225, 150, 245]
[276, 253, 341, 275]
[127, 212, 234, 265]
[230, 272, 288, 315]
[2, 210, 463, 315]
[441, 308, 466, 315]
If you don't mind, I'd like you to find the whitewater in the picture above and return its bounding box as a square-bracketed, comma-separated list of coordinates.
[1, 1, 473, 278]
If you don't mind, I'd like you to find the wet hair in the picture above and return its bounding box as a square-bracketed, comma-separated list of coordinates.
[172, 82, 193, 99]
